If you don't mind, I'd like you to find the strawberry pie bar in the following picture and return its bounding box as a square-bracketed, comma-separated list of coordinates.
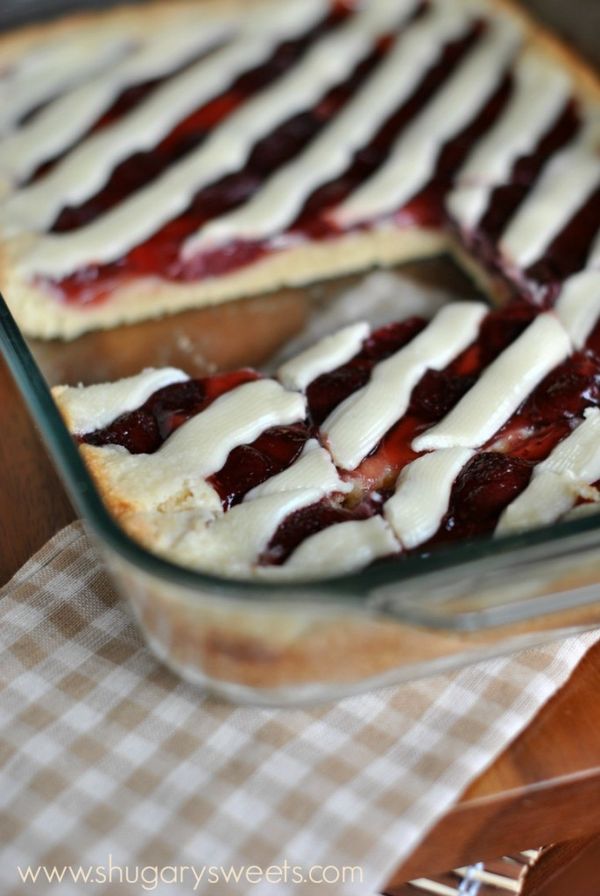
[0, 0, 597, 338]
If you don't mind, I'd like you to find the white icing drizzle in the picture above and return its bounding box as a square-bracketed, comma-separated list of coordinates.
[333, 15, 522, 227]
[280, 516, 399, 577]
[0, 24, 135, 136]
[323, 301, 487, 470]
[384, 448, 474, 548]
[17, 0, 418, 280]
[54, 367, 189, 434]
[181, 2, 472, 252]
[446, 52, 572, 229]
[0, 20, 234, 189]
[539, 408, 600, 479]
[497, 408, 600, 534]
[499, 118, 600, 270]
[245, 440, 352, 501]
[413, 314, 571, 451]
[555, 270, 600, 349]
[185, 489, 325, 575]
[555, 231, 600, 347]
[496, 472, 596, 535]
[277, 321, 369, 391]
[0, 0, 328, 225]
[152, 378, 305, 477]
[89, 379, 306, 514]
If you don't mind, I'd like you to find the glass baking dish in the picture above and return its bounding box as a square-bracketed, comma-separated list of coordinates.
[2, 0, 600, 705]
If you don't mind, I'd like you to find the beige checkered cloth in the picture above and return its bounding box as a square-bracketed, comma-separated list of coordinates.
[1, 522, 598, 896]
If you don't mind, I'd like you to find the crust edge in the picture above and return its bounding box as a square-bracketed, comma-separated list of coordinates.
[7, 228, 448, 339]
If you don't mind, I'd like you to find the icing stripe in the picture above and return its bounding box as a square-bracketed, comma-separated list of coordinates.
[182, 3, 473, 251]
[244, 440, 352, 500]
[192, 489, 325, 574]
[17, 0, 419, 280]
[384, 448, 474, 548]
[323, 301, 487, 470]
[555, 233, 600, 347]
[91, 379, 306, 513]
[1, 0, 328, 230]
[499, 119, 600, 270]
[539, 408, 600, 479]
[279, 516, 399, 577]
[333, 15, 521, 227]
[149, 378, 305, 477]
[446, 52, 572, 229]
[0, 20, 234, 189]
[554, 234, 600, 349]
[556, 270, 600, 349]
[0, 0, 324, 229]
[54, 367, 189, 435]
[496, 472, 597, 535]
[0, 25, 135, 137]
[496, 408, 600, 534]
[277, 321, 369, 390]
[413, 314, 571, 451]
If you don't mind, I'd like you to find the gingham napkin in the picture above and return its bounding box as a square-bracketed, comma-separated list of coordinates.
[1, 523, 598, 896]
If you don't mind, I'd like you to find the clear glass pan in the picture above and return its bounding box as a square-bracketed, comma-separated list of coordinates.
[2, 1, 600, 704]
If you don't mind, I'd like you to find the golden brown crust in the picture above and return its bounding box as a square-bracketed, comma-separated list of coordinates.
[49, 383, 71, 424]
[53, 378, 135, 526]
[51, 387, 141, 518]
[78, 443, 139, 520]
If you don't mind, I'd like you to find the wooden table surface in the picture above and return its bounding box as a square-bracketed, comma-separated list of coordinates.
[2, 355, 600, 888]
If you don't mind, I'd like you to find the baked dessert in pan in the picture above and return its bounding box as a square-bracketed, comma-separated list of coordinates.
[0, 0, 598, 338]
[1, 0, 595, 582]
[54, 296, 600, 580]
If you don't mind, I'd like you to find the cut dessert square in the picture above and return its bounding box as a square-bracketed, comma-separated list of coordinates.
[53, 297, 600, 581]
[0, 0, 598, 338]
